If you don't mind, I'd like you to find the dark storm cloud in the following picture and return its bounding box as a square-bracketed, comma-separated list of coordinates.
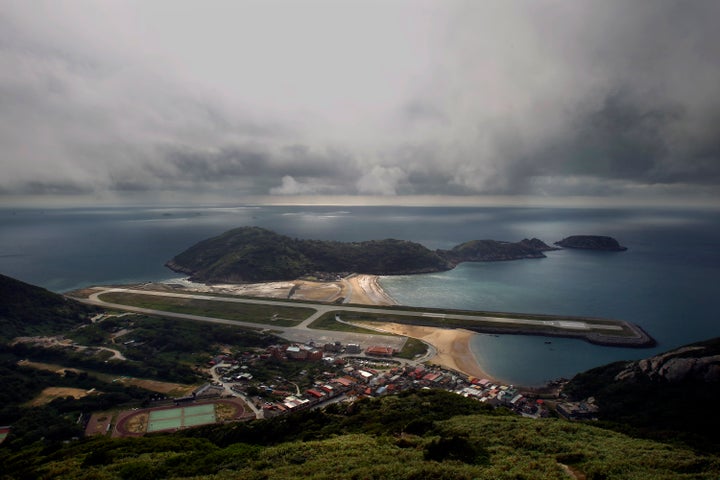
[1, 1, 719, 204]
[0, 180, 95, 196]
[414, 0, 720, 199]
[165, 147, 269, 181]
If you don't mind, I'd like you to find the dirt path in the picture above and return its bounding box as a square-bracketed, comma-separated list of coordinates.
[27, 387, 98, 406]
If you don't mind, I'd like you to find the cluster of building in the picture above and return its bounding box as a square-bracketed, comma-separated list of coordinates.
[556, 397, 599, 420]
[210, 341, 548, 419]
[210, 342, 389, 365]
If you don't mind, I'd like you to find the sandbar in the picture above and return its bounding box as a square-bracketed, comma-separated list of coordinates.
[344, 274, 397, 306]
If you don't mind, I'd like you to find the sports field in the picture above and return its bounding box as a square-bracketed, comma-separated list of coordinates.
[113, 399, 249, 437]
[147, 404, 216, 432]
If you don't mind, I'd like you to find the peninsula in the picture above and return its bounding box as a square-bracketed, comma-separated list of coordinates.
[165, 226, 559, 284]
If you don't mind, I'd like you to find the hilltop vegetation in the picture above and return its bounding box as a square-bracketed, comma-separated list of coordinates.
[0, 273, 99, 342]
[439, 238, 557, 264]
[166, 227, 558, 283]
[2, 390, 718, 479]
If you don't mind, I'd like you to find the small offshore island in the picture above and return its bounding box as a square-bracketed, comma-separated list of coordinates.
[555, 235, 628, 251]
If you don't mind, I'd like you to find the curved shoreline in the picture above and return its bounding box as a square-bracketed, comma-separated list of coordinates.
[345, 274, 397, 306]
[150, 273, 652, 385]
[364, 322, 502, 383]
[345, 275, 505, 382]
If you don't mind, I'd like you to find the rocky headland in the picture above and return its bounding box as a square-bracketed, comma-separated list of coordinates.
[614, 343, 720, 383]
[562, 337, 720, 450]
[438, 238, 559, 266]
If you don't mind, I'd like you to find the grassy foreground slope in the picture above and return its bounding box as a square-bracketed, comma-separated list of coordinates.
[3, 390, 718, 479]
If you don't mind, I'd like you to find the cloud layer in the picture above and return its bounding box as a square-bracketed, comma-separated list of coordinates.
[1, 0, 719, 205]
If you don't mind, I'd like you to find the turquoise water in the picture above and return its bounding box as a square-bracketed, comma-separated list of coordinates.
[380, 212, 720, 385]
[2, 205, 719, 385]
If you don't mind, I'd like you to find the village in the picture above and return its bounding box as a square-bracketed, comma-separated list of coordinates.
[205, 340, 551, 421]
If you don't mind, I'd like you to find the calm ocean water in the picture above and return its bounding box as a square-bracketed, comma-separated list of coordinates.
[2, 205, 719, 385]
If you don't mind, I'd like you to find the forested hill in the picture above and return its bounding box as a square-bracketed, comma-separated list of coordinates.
[438, 238, 558, 264]
[165, 227, 558, 283]
[0, 274, 98, 342]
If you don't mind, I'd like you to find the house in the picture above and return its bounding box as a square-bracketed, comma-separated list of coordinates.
[306, 389, 325, 399]
[422, 372, 444, 383]
[556, 400, 599, 420]
[194, 383, 225, 398]
[366, 346, 394, 357]
[286, 345, 323, 361]
[357, 370, 374, 380]
[286, 346, 306, 360]
[332, 376, 355, 388]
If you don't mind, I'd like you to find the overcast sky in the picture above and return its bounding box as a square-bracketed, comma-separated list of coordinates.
[1, 0, 719, 207]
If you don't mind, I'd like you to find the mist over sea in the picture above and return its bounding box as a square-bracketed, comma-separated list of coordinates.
[2, 205, 719, 385]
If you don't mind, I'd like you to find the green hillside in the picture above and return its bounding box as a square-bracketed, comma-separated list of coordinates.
[2, 390, 718, 479]
[0, 273, 99, 342]
[166, 227, 558, 283]
[166, 227, 452, 282]
[438, 238, 553, 264]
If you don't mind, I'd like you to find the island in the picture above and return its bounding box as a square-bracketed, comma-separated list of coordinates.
[165, 226, 561, 283]
[554, 235, 627, 251]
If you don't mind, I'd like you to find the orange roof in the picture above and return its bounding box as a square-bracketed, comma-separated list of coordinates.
[366, 346, 394, 355]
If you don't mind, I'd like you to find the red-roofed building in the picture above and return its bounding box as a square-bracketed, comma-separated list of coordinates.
[332, 376, 355, 387]
[422, 372, 444, 382]
[365, 346, 394, 357]
[306, 389, 325, 399]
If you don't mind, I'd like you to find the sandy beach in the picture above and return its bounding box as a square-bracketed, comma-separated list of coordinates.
[362, 322, 498, 382]
[159, 273, 396, 305]
[347, 276, 498, 381]
[344, 274, 397, 305]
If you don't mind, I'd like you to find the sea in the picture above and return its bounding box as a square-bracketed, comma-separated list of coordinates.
[2, 204, 719, 386]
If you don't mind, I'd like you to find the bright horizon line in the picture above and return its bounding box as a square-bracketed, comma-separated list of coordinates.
[2, 193, 719, 210]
